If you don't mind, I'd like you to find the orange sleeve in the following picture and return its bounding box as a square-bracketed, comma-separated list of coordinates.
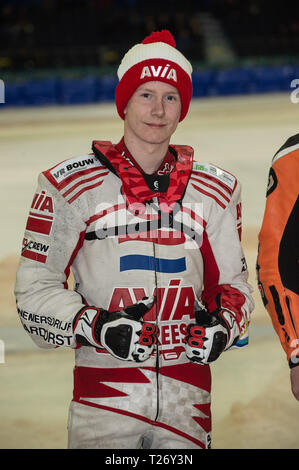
[257, 138, 299, 367]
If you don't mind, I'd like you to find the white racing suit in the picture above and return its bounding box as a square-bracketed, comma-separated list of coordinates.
[15, 141, 254, 449]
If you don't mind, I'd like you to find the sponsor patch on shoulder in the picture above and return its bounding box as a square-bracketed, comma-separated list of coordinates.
[192, 162, 236, 190]
[26, 190, 54, 236]
[21, 237, 50, 264]
[49, 155, 100, 184]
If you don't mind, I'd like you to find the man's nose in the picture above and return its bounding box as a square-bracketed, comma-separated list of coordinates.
[151, 98, 165, 117]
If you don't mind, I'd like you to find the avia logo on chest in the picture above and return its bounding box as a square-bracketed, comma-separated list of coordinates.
[140, 64, 177, 82]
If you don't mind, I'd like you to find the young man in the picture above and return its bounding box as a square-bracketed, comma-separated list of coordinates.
[257, 134, 299, 400]
[15, 30, 254, 449]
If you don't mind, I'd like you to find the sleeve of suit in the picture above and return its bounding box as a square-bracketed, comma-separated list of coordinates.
[200, 179, 254, 349]
[14, 172, 87, 349]
[257, 135, 299, 367]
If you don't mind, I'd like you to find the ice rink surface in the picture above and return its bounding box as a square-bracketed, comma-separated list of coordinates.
[1, 92, 299, 449]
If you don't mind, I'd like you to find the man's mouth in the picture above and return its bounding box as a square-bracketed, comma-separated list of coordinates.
[145, 123, 166, 128]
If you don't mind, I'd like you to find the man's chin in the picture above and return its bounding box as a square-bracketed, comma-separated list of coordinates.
[141, 131, 172, 146]
[142, 138, 170, 146]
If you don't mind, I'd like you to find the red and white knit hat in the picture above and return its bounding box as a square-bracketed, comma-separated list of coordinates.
[115, 30, 193, 122]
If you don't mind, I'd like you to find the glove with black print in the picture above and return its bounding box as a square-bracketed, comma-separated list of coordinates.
[73, 297, 157, 362]
[184, 299, 242, 364]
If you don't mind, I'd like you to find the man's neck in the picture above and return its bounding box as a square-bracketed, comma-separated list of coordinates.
[123, 135, 170, 175]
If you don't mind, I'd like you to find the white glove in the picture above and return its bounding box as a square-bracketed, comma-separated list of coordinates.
[185, 300, 241, 364]
[73, 297, 157, 362]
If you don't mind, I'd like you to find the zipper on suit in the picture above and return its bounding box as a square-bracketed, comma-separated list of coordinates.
[152, 240, 160, 422]
[150, 196, 161, 422]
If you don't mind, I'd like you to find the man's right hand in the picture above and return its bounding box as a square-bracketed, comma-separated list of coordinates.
[73, 297, 157, 362]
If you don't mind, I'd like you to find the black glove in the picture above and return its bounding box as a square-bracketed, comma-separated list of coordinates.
[73, 297, 157, 362]
[184, 300, 240, 364]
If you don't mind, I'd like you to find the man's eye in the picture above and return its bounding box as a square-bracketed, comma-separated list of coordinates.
[166, 95, 176, 101]
[142, 93, 150, 98]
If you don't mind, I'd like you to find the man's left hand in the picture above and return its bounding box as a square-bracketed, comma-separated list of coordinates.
[184, 301, 240, 364]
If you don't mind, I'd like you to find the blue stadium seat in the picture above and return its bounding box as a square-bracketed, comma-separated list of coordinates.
[192, 70, 215, 97]
[3, 82, 27, 106]
[279, 65, 299, 91]
[23, 79, 59, 105]
[57, 76, 98, 104]
[250, 66, 291, 93]
[211, 68, 252, 96]
[98, 75, 118, 102]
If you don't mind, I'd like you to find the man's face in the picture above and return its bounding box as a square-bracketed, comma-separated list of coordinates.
[124, 81, 182, 146]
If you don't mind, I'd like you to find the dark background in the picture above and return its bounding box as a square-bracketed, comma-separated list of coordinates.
[1, 0, 299, 105]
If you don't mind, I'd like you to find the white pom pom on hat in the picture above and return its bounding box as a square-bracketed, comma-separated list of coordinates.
[115, 30, 193, 122]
